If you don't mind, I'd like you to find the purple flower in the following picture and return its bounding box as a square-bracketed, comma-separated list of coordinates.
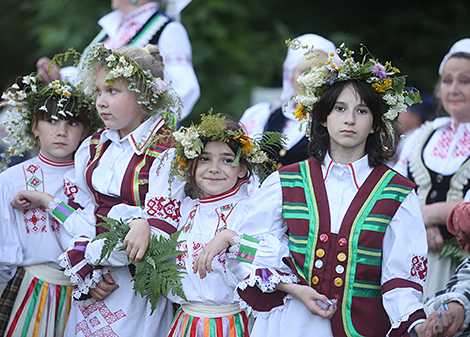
[370, 64, 387, 79]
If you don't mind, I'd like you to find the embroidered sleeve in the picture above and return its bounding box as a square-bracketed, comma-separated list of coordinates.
[48, 199, 75, 224]
[227, 233, 260, 264]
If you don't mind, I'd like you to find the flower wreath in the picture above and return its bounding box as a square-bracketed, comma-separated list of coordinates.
[0, 73, 100, 170]
[169, 112, 285, 185]
[77, 44, 182, 129]
[287, 39, 422, 140]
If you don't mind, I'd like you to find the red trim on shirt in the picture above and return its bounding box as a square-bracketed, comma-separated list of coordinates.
[382, 278, 423, 294]
[199, 179, 248, 204]
[348, 163, 360, 190]
[38, 152, 74, 167]
[148, 218, 177, 235]
[323, 159, 334, 181]
[130, 118, 164, 152]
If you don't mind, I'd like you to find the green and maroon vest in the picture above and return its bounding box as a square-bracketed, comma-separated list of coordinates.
[279, 158, 417, 337]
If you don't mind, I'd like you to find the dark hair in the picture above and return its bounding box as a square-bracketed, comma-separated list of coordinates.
[31, 98, 95, 147]
[307, 79, 394, 167]
[186, 114, 253, 197]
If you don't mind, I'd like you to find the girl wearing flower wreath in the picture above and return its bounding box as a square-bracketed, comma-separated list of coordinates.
[11, 44, 182, 337]
[0, 73, 99, 337]
[136, 112, 294, 337]
[220, 43, 429, 337]
[394, 38, 470, 299]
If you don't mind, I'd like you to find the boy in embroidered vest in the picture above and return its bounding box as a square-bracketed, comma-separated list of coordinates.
[11, 44, 182, 337]
[0, 73, 99, 337]
[230, 44, 428, 337]
[133, 113, 292, 337]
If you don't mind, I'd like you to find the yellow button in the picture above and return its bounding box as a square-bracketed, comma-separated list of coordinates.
[316, 249, 325, 258]
[312, 276, 319, 285]
[334, 277, 343, 287]
[337, 253, 346, 262]
[279, 149, 287, 157]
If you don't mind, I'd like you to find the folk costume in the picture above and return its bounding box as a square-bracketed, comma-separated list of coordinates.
[62, 1, 200, 120]
[239, 154, 428, 337]
[143, 158, 293, 337]
[0, 153, 74, 337]
[394, 118, 470, 297]
[138, 113, 292, 337]
[239, 34, 336, 167]
[51, 117, 175, 337]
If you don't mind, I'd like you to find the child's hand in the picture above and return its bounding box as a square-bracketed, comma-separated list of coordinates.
[123, 218, 150, 262]
[11, 190, 54, 209]
[276, 283, 337, 319]
[89, 273, 119, 301]
[193, 229, 237, 279]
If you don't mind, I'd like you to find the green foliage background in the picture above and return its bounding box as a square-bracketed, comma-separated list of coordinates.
[1, 0, 468, 124]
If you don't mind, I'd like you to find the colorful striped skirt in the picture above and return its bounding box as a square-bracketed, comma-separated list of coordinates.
[168, 303, 250, 337]
[5, 264, 72, 337]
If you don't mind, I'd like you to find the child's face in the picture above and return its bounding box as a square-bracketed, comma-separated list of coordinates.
[95, 70, 143, 138]
[32, 118, 86, 162]
[195, 141, 248, 198]
[321, 84, 375, 162]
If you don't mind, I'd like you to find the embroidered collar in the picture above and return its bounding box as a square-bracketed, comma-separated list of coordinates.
[322, 153, 372, 190]
[38, 151, 74, 167]
[98, 2, 159, 41]
[199, 179, 249, 204]
[97, 116, 165, 155]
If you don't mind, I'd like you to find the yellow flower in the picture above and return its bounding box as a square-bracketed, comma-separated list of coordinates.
[176, 155, 187, 167]
[372, 79, 392, 93]
[234, 131, 254, 153]
[294, 103, 307, 121]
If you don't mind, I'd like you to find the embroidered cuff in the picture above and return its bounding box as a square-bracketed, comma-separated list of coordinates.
[48, 200, 75, 224]
[235, 234, 260, 264]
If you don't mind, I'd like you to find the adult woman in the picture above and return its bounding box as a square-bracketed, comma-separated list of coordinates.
[394, 38, 470, 298]
[37, 0, 199, 120]
[239, 33, 336, 166]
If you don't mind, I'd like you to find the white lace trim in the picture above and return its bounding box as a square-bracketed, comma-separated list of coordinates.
[409, 121, 470, 203]
[58, 235, 109, 299]
[408, 121, 434, 205]
[233, 269, 299, 318]
[226, 233, 243, 258]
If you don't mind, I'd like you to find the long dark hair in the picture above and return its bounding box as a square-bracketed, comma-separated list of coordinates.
[307, 79, 394, 167]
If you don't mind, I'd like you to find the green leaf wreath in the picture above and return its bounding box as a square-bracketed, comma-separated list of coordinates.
[94, 215, 187, 314]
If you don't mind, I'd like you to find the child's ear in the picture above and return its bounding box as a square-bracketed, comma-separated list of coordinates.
[238, 163, 248, 179]
[31, 117, 39, 137]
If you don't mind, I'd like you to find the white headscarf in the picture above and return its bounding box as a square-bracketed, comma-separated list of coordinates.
[438, 38, 470, 75]
[280, 33, 336, 101]
[161, 0, 191, 21]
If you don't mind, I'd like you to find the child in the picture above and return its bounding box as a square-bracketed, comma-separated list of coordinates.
[0, 73, 98, 337]
[224, 44, 429, 336]
[11, 44, 182, 337]
[140, 113, 295, 336]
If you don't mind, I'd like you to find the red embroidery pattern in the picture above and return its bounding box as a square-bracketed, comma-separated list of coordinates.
[191, 242, 204, 266]
[27, 176, 42, 189]
[176, 242, 188, 267]
[50, 217, 60, 233]
[26, 164, 38, 174]
[64, 181, 79, 201]
[217, 251, 226, 273]
[182, 208, 197, 233]
[23, 207, 47, 234]
[432, 126, 454, 158]
[455, 130, 470, 158]
[146, 197, 181, 222]
[411, 255, 427, 280]
[76, 301, 126, 336]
